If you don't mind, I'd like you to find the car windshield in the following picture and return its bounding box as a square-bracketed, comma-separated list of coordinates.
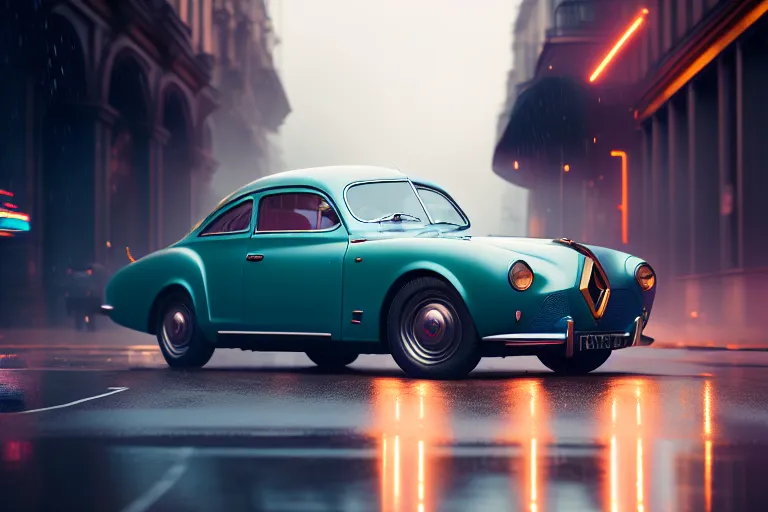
[345, 181, 428, 223]
[345, 181, 468, 228]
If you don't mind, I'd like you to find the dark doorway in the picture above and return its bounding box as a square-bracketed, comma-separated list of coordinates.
[107, 54, 151, 269]
[161, 88, 192, 247]
[39, 14, 91, 323]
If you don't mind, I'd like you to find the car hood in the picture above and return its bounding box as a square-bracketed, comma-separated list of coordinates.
[465, 236, 635, 278]
[465, 236, 579, 264]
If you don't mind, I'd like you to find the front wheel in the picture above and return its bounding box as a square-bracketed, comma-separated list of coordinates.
[306, 351, 358, 371]
[537, 350, 611, 375]
[155, 294, 215, 369]
[387, 277, 481, 380]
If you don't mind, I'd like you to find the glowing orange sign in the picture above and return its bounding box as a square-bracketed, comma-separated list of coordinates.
[589, 9, 649, 83]
[611, 150, 629, 245]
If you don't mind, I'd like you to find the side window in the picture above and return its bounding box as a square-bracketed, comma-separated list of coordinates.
[416, 187, 467, 226]
[200, 200, 253, 236]
[257, 192, 340, 232]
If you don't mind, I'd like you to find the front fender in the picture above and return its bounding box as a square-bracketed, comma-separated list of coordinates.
[340, 237, 580, 342]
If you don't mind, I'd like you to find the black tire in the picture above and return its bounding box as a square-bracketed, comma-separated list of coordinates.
[306, 351, 359, 371]
[386, 277, 481, 380]
[155, 293, 215, 369]
[537, 350, 612, 375]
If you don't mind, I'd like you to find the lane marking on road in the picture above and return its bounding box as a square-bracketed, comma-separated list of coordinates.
[17, 387, 129, 414]
[120, 447, 194, 512]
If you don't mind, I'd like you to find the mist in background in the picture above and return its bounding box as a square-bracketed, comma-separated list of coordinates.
[261, 0, 527, 235]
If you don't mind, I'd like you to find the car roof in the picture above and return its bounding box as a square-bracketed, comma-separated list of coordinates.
[230, 165, 408, 199]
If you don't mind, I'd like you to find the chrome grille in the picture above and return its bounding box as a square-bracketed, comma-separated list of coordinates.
[530, 291, 571, 330]
[554, 238, 611, 320]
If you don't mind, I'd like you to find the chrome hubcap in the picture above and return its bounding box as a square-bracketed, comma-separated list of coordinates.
[400, 298, 461, 365]
[161, 306, 192, 358]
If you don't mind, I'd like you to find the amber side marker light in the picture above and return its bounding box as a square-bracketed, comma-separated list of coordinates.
[126, 246, 136, 263]
[589, 8, 649, 83]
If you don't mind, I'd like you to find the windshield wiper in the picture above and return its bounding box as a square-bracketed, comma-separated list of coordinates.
[371, 213, 422, 223]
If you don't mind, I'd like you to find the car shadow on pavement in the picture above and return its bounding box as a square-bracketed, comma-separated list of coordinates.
[144, 365, 669, 381]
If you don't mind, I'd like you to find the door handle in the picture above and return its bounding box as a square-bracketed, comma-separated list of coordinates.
[246, 254, 264, 262]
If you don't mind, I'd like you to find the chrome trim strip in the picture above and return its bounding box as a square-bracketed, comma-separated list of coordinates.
[408, 179, 435, 224]
[482, 333, 566, 342]
[253, 225, 342, 235]
[565, 318, 574, 357]
[217, 331, 332, 337]
[631, 316, 643, 346]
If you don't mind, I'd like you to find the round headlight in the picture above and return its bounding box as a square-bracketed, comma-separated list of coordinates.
[635, 264, 655, 291]
[509, 261, 534, 291]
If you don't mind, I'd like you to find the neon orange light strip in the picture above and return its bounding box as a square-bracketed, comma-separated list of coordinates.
[638, 0, 768, 120]
[611, 150, 629, 244]
[589, 10, 649, 83]
[0, 211, 29, 222]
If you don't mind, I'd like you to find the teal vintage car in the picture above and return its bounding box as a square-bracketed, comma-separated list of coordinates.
[102, 165, 656, 379]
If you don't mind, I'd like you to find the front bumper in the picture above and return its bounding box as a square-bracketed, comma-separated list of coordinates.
[481, 316, 654, 357]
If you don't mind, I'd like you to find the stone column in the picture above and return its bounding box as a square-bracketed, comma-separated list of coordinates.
[667, 97, 689, 278]
[651, 112, 669, 274]
[639, 122, 651, 254]
[717, 54, 737, 270]
[190, 147, 219, 223]
[149, 126, 170, 252]
[86, 103, 119, 266]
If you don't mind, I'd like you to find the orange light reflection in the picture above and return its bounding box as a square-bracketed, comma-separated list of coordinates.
[602, 380, 656, 512]
[704, 381, 713, 512]
[372, 379, 448, 512]
[497, 380, 550, 512]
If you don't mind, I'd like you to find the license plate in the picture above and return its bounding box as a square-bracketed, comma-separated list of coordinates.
[579, 333, 629, 351]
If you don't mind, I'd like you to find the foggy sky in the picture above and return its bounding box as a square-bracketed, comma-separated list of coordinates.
[273, 0, 526, 234]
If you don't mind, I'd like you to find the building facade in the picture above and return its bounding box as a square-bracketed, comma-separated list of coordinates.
[0, 0, 289, 327]
[494, 0, 768, 343]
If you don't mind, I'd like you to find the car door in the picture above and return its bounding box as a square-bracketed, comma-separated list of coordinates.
[186, 196, 255, 329]
[241, 188, 348, 338]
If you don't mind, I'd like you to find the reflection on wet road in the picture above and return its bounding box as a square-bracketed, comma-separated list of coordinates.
[1, 347, 768, 511]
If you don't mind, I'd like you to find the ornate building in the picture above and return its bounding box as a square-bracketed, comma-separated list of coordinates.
[0, 0, 289, 327]
[493, 0, 768, 344]
[205, 0, 290, 210]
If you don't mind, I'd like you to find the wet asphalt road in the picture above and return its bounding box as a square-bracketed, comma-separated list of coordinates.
[1, 344, 768, 511]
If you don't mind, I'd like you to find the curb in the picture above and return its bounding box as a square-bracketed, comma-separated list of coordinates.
[651, 343, 768, 352]
[0, 344, 159, 352]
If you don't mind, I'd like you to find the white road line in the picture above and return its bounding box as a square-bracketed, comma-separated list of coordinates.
[17, 387, 129, 414]
[120, 447, 194, 512]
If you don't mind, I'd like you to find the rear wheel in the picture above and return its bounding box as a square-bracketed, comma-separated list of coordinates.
[306, 351, 358, 371]
[537, 350, 611, 375]
[155, 293, 215, 369]
[387, 277, 481, 380]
